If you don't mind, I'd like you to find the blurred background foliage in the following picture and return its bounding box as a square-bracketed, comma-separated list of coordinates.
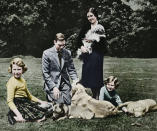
[0, 0, 156, 57]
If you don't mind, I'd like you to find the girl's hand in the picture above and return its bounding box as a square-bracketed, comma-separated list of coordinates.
[14, 115, 26, 122]
[12, 108, 26, 122]
[39, 101, 48, 105]
[122, 107, 128, 113]
[37, 98, 48, 105]
[81, 46, 88, 53]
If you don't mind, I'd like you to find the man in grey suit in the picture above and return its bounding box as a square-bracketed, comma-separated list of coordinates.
[42, 33, 79, 105]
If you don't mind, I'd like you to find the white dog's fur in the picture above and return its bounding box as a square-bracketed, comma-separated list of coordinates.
[77, 24, 106, 58]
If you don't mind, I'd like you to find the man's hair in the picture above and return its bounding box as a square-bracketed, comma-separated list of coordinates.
[55, 33, 65, 41]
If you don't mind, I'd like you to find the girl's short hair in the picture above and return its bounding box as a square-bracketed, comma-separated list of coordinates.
[104, 76, 120, 88]
[8, 58, 27, 73]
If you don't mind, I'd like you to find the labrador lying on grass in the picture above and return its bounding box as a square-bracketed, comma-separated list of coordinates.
[51, 84, 118, 120]
[70, 84, 118, 119]
[118, 99, 157, 117]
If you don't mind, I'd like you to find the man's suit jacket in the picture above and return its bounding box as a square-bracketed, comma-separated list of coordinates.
[42, 46, 78, 94]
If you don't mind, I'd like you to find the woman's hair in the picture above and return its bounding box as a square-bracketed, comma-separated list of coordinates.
[104, 76, 120, 88]
[8, 58, 27, 73]
[77, 7, 99, 48]
[88, 7, 98, 19]
[77, 23, 90, 48]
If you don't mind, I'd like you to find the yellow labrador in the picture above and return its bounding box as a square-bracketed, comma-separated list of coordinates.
[118, 99, 157, 117]
[51, 84, 118, 120]
[69, 84, 118, 119]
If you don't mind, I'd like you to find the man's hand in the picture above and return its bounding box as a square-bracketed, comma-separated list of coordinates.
[72, 79, 79, 87]
[53, 87, 60, 100]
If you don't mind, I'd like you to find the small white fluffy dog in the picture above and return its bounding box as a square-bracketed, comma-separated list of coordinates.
[77, 24, 106, 58]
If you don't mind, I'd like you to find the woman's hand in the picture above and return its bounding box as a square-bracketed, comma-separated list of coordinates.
[84, 39, 92, 43]
[81, 46, 88, 53]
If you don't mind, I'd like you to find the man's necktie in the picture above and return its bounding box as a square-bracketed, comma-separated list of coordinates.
[58, 51, 62, 66]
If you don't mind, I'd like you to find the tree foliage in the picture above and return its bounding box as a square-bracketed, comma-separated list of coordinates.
[0, 0, 156, 57]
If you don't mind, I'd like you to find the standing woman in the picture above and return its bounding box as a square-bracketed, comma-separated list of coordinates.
[77, 7, 107, 99]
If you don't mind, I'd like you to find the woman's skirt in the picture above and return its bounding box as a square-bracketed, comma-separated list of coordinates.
[7, 97, 48, 125]
[80, 51, 104, 89]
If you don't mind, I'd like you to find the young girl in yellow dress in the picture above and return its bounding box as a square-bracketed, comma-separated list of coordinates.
[7, 58, 52, 125]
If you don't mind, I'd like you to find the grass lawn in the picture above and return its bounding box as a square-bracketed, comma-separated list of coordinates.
[0, 56, 157, 131]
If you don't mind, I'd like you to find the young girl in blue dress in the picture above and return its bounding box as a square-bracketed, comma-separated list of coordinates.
[99, 76, 128, 112]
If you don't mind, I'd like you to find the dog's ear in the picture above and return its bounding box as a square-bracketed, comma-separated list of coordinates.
[71, 87, 78, 97]
[118, 101, 132, 109]
[54, 103, 62, 113]
[62, 105, 69, 115]
[151, 104, 157, 111]
[59, 103, 64, 109]
[72, 84, 83, 97]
